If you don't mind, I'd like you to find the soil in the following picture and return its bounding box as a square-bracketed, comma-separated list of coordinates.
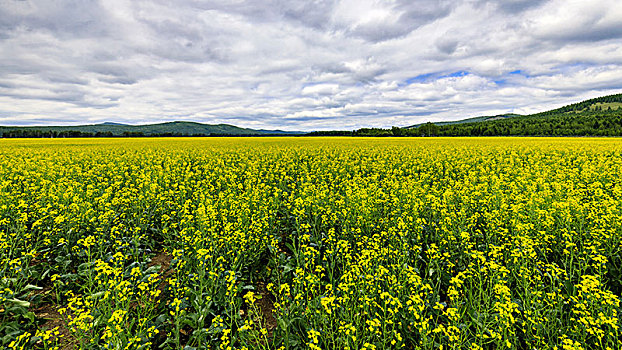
[256, 282, 277, 335]
[32, 303, 77, 350]
[148, 250, 173, 275]
[147, 250, 174, 295]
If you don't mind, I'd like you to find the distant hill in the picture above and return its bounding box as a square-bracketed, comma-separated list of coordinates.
[344, 93, 622, 137]
[424, 93, 622, 136]
[406, 113, 521, 128]
[531, 94, 622, 116]
[99, 122, 127, 126]
[0, 121, 303, 138]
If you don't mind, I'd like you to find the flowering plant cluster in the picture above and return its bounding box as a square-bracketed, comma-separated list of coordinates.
[0, 137, 621, 349]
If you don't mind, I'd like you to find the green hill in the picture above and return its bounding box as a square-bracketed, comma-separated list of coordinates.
[0, 121, 302, 138]
[428, 93, 622, 136]
[532, 94, 622, 116]
[348, 93, 622, 137]
[406, 113, 521, 128]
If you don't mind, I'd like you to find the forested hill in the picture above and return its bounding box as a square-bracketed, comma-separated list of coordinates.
[428, 93, 622, 136]
[334, 93, 622, 137]
[0, 121, 301, 138]
[532, 93, 622, 116]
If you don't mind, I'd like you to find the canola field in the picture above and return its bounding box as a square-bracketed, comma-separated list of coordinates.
[1, 137, 622, 350]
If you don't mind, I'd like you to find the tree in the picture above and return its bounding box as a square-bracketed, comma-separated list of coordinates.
[417, 122, 439, 136]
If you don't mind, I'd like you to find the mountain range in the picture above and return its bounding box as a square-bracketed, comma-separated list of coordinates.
[0, 121, 302, 137]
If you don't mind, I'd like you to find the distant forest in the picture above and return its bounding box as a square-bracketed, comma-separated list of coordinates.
[309, 93, 622, 137]
[0, 131, 283, 138]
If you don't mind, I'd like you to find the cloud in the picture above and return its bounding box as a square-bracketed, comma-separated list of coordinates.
[527, 0, 622, 43]
[0, 0, 621, 130]
[331, 0, 455, 42]
[301, 84, 340, 96]
[487, 0, 548, 13]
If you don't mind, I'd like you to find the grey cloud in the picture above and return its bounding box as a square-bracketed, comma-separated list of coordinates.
[172, 0, 337, 30]
[350, 22, 414, 43]
[44, 74, 90, 86]
[284, 115, 339, 122]
[542, 26, 622, 43]
[527, 0, 622, 44]
[490, 0, 547, 13]
[345, 0, 455, 42]
[435, 37, 459, 55]
[133, 13, 232, 63]
[312, 63, 352, 75]
[278, 0, 338, 30]
[3, 89, 119, 109]
[98, 76, 136, 85]
[90, 65, 134, 80]
[0, 0, 111, 38]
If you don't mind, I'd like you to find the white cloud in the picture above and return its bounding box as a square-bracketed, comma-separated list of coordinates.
[301, 84, 340, 96]
[528, 0, 622, 42]
[0, 0, 621, 130]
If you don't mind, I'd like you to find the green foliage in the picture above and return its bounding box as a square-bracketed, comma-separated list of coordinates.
[355, 93, 622, 137]
[431, 109, 622, 136]
[0, 122, 301, 138]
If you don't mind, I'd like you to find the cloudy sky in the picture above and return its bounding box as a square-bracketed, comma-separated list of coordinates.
[1, 0, 622, 130]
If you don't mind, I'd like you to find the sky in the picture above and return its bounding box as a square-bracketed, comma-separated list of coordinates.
[1, 0, 622, 131]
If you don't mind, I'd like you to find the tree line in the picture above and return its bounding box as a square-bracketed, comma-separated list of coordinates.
[308, 103, 622, 137]
[0, 130, 152, 138]
[0, 130, 295, 138]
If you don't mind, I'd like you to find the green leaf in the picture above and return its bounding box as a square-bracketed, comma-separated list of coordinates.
[90, 291, 106, 299]
[24, 284, 43, 291]
[145, 265, 161, 274]
[7, 299, 30, 308]
[156, 313, 168, 325]
[23, 311, 35, 323]
[0, 278, 19, 286]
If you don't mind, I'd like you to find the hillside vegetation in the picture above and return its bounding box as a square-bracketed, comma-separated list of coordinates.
[0, 121, 299, 138]
[405, 93, 622, 137]
[322, 93, 622, 137]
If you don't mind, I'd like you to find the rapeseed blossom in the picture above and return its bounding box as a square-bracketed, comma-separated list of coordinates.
[1, 137, 621, 349]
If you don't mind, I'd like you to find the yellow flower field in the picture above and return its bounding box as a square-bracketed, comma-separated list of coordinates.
[1, 137, 621, 349]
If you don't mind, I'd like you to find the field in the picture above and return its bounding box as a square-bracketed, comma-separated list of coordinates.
[588, 102, 622, 111]
[1, 137, 622, 350]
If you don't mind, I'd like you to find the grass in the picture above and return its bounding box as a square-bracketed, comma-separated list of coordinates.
[588, 102, 622, 111]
